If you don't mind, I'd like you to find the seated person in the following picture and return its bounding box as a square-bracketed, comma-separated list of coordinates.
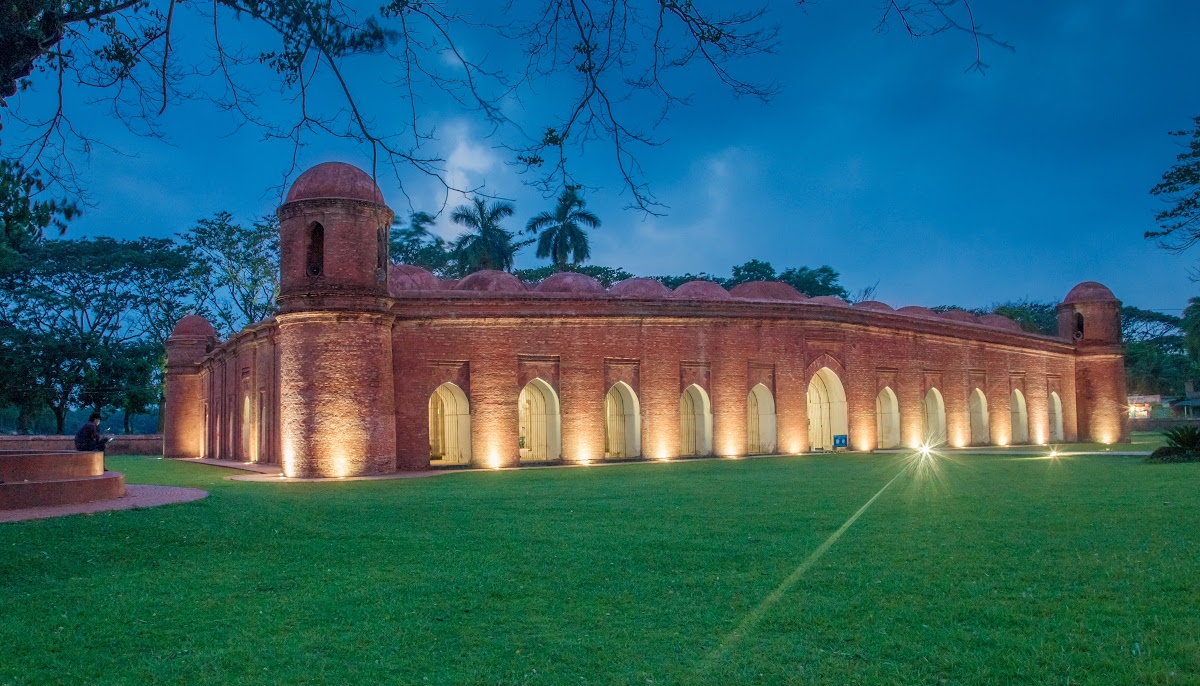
[74, 412, 113, 452]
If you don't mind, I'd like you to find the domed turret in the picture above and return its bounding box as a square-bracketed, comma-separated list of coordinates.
[1057, 281, 1121, 344]
[277, 162, 393, 307]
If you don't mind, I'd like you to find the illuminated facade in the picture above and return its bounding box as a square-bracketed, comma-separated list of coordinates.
[163, 162, 1129, 477]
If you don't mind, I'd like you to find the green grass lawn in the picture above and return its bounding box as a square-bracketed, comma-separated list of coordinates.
[2, 447, 1198, 685]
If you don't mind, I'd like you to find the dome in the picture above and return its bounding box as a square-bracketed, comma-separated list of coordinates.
[807, 295, 849, 308]
[978, 314, 1025, 333]
[535, 272, 605, 295]
[171, 315, 216, 338]
[729, 281, 807, 302]
[671, 280, 731, 300]
[1063, 281, 1117, 304]
[388, 264, 441, 294]
[897, 305, 940, 319]
[852, 300, 894, 312]
[609, 278, 671, 299]
[454, 270, 527, 293]
[939, 309, 979, 323]
[285, 162, 385, 205]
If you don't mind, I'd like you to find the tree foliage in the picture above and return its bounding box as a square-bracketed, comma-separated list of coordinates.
[450, 198, 525, 273]
[0, 159, 79, 267]
[527, 187, 601, 270]
[180, 212, 279, 336]
[0, 237, 192, 432]
[1147, 116, 1200, 270]
[390, 211, 454, 276]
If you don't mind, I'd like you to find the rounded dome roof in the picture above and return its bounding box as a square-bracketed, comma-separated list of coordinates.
[671, 280, 731, 300]
[939, 309, 979, 323]
[388, 264, 441, 294]
[535, 272, 605, 295]
[978, 314, 1025, 333]
[729, 281, 807, 302]
[171, 315, 216, 338]
[609, 277, 671, 299]
[285, 162, 385, 205]
[454, 270, 527, 293]
[852, 300, 895, 312]
[1063, 281, 1117, 304]
[807, 295, 849, 308]
[897, 305, 940, 319]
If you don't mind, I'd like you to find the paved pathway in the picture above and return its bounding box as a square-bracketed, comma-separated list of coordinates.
[0, 485, 208, 524]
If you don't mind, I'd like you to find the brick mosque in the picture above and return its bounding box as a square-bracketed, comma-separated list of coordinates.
[163, 162, 1129, 478]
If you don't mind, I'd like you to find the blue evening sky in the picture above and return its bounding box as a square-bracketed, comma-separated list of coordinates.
[12, 0, 1200, 312]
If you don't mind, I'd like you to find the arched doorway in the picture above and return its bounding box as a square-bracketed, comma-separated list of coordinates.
[968, 388, 989, 445]
[807, 368, 848, 451]
[1048, 391, 1064, 442]
[429, 382, 472, 464]
[519, 378, 561, 462]
[875, 387, 900, 449]
[604, 382, 641, 458]
[747, 384, 777, 454]
[922, 388, 947, 446]
[1010, 388, 1029, 444]
[679, 384, 713, 456]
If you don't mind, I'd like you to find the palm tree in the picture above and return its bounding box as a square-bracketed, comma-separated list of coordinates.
[450, 198, 522, 273]
[526, 187, 601, 270]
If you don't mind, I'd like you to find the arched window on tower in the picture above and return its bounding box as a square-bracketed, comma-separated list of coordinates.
[306, 222, 325, 277]
[377, 224, 388, 281]
[1074, 312, 1084, 340]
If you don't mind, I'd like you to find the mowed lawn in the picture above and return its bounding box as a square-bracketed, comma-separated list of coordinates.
[2, 448, 1198, 685]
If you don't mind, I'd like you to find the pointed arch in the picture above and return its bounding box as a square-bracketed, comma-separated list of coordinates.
[968, 388, 990, 445]
[807, 367, 848, 451]
[429, 382, 472, 465]
[875, 386, 900, 449]
[1048, 391, 1065, 442]
[679, 384, 713, 456]
[306, 222, 325, 277]
[604, 382, 641, 458]
[922, 387, 947, 446]
[747, 383, 777, 454]
[519, 378, 561, 462]
[1010, 388, 1029, 444]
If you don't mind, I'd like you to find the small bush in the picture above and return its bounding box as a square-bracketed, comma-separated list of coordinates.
[1146, 445, 1200, 463]
[1163, 426, 1200, 450]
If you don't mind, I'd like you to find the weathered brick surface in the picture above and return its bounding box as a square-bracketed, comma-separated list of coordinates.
[162, 163, 1129, 478]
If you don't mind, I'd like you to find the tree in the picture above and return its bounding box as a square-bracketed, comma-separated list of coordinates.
[3, 0, 1001, 211]
[0, 160, 79, 268]
[514, 264, 634, 288]
[0, 237, 192, 432]
[526, 187, 601, 270]
[778, 266, 849, 299]
[1147, 116, 1200, 272]
[450, 198, 524, 273]
[390, 211, 454, 276]
[728, 259, 777, 286]
[180, 212, 279, 336]
[989, 300, 1059, 336]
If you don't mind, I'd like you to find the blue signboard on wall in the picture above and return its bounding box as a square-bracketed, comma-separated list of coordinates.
[833, 435, 848, 449]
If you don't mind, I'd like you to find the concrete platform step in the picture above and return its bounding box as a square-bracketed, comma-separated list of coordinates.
[0, 472, 126, 511]
[0, 451, 104, 481]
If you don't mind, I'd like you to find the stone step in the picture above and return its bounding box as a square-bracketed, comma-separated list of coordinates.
[0, 451, 104, 482]
[0, 472, 126, 511]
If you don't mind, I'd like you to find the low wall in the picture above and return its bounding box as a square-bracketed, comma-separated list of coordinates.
[0, 435, 162, 455]
[1129, 418, 1200, 432]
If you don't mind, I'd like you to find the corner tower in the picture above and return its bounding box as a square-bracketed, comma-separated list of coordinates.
[1057, 282, 1128, 443]
[163, 315, 218, 458]
[276, 162, 397, 477]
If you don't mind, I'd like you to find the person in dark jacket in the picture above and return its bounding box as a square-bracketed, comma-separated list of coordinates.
[74, 412, 112, 452]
